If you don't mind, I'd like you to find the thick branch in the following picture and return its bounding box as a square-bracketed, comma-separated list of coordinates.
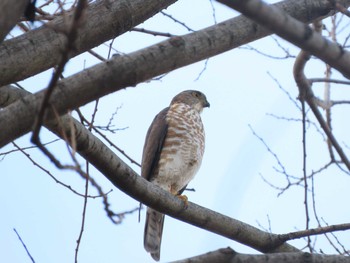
[217, 0, 350, 79]
[0, 0, 345, 148]
[172, 248, 350, 263]
[0, 0, 28, 42]
[293, 32, 350, 170]
[0, 0, 177, 86]
[0, 0, 29, 42]
[0, 85, 297, 254]
[0, 0, 343, 86]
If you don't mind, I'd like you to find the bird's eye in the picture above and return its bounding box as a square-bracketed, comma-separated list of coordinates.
[192, 91, 200, 98]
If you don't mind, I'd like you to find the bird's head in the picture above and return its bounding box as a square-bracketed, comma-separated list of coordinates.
[171, 90, 210, 113]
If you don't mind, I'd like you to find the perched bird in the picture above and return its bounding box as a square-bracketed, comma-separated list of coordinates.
[141, 90, 209, 261]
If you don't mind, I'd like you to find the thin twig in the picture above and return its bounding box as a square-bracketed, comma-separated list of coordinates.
[76, 109, 141, 167]
[13, 228, 35, 263]
[132, 27, 176, 37]
[0, 139, 57, 160]
[12, 141, 105, 198]
[75, 161, 90, 263]
[161, 11, 195, 32]
[292, 27, 350, 172]
[194, 59, 209, 81]
[301, 98, 312, 251]
[88, 49, 107, 62]
[209, 0, 217, 24]
[31, 0, 87, 162]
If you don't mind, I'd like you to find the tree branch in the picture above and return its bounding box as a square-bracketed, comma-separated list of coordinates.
[0, 0, 345, 86]
[278, 223, 350, 243]
[0, 85, 298, 254]
[217, 0, 350, 79]
[0, 0, 28, 42]
[0, 0, 178, 86]
[292, 18, 350, 171]
[0, 0, 346, 148]
[31, 0, 88, 169]
[171, 248, 350, 263]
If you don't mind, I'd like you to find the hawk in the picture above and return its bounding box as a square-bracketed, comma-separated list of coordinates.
[141, 90, 210, 261]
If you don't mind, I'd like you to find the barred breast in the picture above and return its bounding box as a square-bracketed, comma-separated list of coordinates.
[152, 102, 205, 194]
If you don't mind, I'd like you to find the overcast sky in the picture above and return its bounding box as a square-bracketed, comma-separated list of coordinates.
[1, 0, 350, 262]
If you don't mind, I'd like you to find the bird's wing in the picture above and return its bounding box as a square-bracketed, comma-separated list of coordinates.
[141, 107, 168, 181]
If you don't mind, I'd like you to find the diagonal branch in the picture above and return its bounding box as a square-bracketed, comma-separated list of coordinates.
[0, 0, 345, 86]
[0, 0, 178, 86]
[0, 0, 347, 148]
[31, 0, 87, 167]
[217, 0, 350, 79]
[0, 0, 28, 42]
[292, 23, 350, 171]
[278, 222, 350, 243]
[0, 85, 298, 254]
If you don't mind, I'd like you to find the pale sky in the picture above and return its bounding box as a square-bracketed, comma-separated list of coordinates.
[1, 1, 350, 262]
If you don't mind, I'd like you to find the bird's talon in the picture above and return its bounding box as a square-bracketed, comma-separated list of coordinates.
[177, 194, 188, 208]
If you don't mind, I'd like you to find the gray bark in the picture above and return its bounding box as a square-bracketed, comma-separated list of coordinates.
[0, 0, 344, 86]
[0, 85, 297, 254]
[217, 0, 350, 78]
[0, 1, 349, 260]
[171, 248, 350, 263]
[0, 0, 345, 147]
[0, 0, 28, 41]
[0, 0, 177, 86]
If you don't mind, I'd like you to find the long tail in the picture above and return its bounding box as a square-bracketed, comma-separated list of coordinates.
[144, 207, 165, 261]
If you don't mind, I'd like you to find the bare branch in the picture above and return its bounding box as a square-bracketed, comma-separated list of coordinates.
[1, 0, 345, 148]
[172, 249, 350, 263]
[11, 141, 105, 198]
[209, 0, 218, 24]
[292, 26, 350, 171]
[13, 228, 35, 263]
[240, 37, 296, 59]
[335, 0, 350, 17]
[0, 86, 299, 255]
[75, 160, 89, 263]
[278, 223, 350, 243]
[132, 27, 176, 37]
[0, 0, 28, 41]
[310, 78, 350, 85]
[217, 0, 350, 79]
[76, 109, 140, 167]
[0, 0, 178, 85]
[0, 139, 56, 159]
[161, 11, 195, 32]
[31, 0, 88, 163]
[249, 124, 297, 188]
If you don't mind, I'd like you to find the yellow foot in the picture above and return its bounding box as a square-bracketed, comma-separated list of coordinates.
[176, 194, 188, 208]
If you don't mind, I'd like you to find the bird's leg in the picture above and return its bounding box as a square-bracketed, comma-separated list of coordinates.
[170, 186, 189, 208]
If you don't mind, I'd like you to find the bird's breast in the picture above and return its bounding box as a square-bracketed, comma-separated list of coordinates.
[153, 103, 205, 192]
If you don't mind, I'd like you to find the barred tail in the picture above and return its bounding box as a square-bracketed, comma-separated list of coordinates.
[144, 207, 164, 261]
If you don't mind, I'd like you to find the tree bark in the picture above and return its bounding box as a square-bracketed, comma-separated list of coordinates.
[0, 85, 297, 254]
[217, 0, 350, 78]
[0, 0, 345, 147]
[171, 248, 350, 263]
[0, 0, 344, 86]
[0, 0, 28, 42]
[1, 1, 350, 261]
[0, 0, 177, 86]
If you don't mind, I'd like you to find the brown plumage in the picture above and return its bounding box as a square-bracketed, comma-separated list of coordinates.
[141, 90, 209, 261]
